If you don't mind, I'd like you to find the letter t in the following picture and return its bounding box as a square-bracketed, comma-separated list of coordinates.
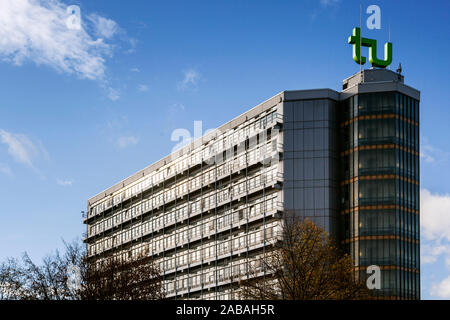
[348, 27, 366, 65]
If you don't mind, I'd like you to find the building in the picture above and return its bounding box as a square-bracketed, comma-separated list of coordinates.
[83, 68, 420, 300]
[339, 69, 420, 299]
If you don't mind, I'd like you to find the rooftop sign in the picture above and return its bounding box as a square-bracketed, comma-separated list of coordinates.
[348, 27, 392, 68]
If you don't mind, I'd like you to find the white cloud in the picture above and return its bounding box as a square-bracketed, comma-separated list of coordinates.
[320, 0, 340, 7]
[168, 103, 185, 115]
[421, 189, 450, 299]
[420, 141, 449, 164]
[178, 69, 200, 91]
[138, 84, 149, 92]
[421, 189, 450, 241]
[56, 178, 73, 186]
[420, 150, 435, 163]
[125, 38, 138, 54]
[0, 163, 13, 176]
[88, 14, 118, 39]
[130, 67, 140, 72]
[105, 115, 128, 131]
[0, 129, 45, 167]
[102, 115, 139, 148]
[422, 244, 448, 264]
[117, 136, 138, 149]
[0, 0, 119, 81]
[107, 87, 120, 101]
[431, 276, 450, 299]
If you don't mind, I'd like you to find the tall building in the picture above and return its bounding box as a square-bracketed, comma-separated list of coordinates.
[84, 68, 420, 300]
[339, 70, 420, 299]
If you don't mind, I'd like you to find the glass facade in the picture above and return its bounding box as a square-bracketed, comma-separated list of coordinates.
[339, 91, 420, 299]
[282, 98, 339, 237]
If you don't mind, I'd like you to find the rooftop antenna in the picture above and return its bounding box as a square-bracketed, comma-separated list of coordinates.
[388, 20, 391, 70]
[360, 4, 363, 80]
[396, 62, 402, 80]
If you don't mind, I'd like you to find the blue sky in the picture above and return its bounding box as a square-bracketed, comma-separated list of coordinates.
[0, 0, 449, 299]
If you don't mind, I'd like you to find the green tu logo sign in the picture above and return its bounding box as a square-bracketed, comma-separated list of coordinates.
[348, 27, 392, 68]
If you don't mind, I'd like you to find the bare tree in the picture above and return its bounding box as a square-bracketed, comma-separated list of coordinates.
[239, 214, 370, 300]
[0, 240, 164, 300]
[0, 250, 75, 300]
[81, 255, 164, 300]
[0, 258, 26, 300]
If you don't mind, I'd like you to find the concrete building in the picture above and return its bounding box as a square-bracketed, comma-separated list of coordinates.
[84, 68, 420, 299]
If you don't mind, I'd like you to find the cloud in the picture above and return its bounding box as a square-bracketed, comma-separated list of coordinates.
[87, 14, 118, 39]
[0, 163, 13, 176]
[177, 69, 200, 91]
[105, 115, 129, 131]
[320, 0, 340, 7]
[0, 129, 46, 167]
[421, 189, 450, 299]
[420, 150, 435, 163]
[167, 103, 185, 116]
[420, 139, 449, 164]
[56, 178, 73, 186]
[130, 67, 140, 73]
[421, 189, 450, 241]
[125, 38, 138, 54]
[138, 84, 149, 92]
[117, 136, 138, 149]
[311, 0, 340, 22]
[422, 244, 448, 264]
[107, 87, 120, 101]
[101, 115, 139, 148]
[431, 276, 450, 299]
[0, 0, 119, 81]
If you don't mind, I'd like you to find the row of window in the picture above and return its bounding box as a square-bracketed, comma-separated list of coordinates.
[161, 225, 278, 273]
[164, 254, 270, 295]
[358, 269, 420, 299]
[344, 148, 419, 180]
[356, 239, 419, 269]
[350, 209, 419, 240]
[88, 195, 279, 257]
[91, 224, 278, 282]
[89, 140, 279, 219]
[343, 117, 418, 151]
[342, 92, 419, 123]
[87, 167, 279, 238]
[89, 110, 279, 216]
[342, 178, 419, 209]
